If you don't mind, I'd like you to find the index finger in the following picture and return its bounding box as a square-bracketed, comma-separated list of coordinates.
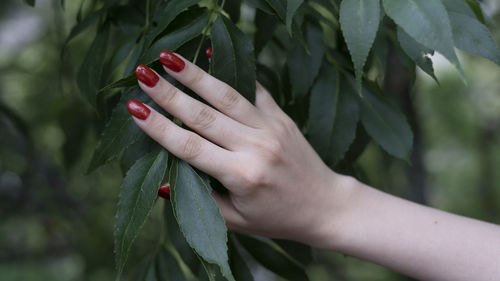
[159, 51, 264, 128]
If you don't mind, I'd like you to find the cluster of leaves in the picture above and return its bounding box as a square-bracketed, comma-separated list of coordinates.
[62, 0, 500, 280]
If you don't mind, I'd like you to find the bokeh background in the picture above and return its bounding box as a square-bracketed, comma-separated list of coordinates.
[1, 0, 499, 280]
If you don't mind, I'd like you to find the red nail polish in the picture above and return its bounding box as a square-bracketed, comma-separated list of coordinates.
[205, 47, 212, 59]
[127, 99, 150, 120]
[135, 64, 159, 87]
[158, 184, 170, 200]
[159, 51, 185, 72]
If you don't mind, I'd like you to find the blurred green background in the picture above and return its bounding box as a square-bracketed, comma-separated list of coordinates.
[1, 0, 499, 280]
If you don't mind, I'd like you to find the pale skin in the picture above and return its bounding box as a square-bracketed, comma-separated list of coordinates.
[131, 53, 500, 281]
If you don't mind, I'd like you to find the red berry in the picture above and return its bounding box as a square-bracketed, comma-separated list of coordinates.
[158, 185, 170, 200]
[205, 47, 213, 59]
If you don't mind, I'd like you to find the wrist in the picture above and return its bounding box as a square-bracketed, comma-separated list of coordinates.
[302, 171, 361, 250]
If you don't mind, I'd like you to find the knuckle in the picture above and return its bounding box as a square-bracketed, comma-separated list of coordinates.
[162, 85, 179, 106]
[258, 139, 283, 162]
[149, 115, 170, 136]
[182, 134, 202, 160]
[239, 165, 267, 187]
[192, 106, 217, 130]
[185, 69, 205, 86]
[219, 87, 240, 110]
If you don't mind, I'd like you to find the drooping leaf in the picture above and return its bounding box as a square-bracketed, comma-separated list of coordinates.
[340, 0, 381, 93]
[137, 254, 158, 281]
[397, 27, 437, 81]
[77, 24, 110, 108]
[308, 64, 359, 166]
[236, 234, 309, 281]
[65, 0, 118, 45]
[448, 12, 500, 66]
[358, 86, 413, 161]
[229, 237, 254, 281]
[287, 24, 323, 99]
[382, 0, 464, 79]
[169, 159, 234, 281]
[286, 0, 304, 34]
[465, 0, 485, 24]
[163, 202, 200, 275]
[141, 9, 209, 63]
[211, 15, 256, 103]
[197, 258, 227, 281]
[264, 0, 286, 21]
[114, 148, 169, 280]
[143, 0, 202, 50]
[155, 247, 187, 281]
[119, 134, 152, 174]
[87, 88, 148, 173]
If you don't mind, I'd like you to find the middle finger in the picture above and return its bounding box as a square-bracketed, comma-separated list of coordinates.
[135, 64, 250, 150]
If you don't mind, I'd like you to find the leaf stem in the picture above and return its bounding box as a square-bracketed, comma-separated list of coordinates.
[192, 0, 221, 64]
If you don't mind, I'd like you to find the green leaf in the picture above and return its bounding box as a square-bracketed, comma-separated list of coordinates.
[65, 1, 117, 45]
[226, 0, 242, 21]
[441, 0, 476, 19]
[143, 0, 202, 50]
[169, 159, 234, 281]
[287, 24, 323, 99]
[264, 0, 286, 20]
[397, 27, 437, 81]
[163, 202, 200, 275]
[272, 239, 313, 266]
[382, 0, 464, 79]
[465, 0, 485, 24]
[211, 16, 256, 103]
[236, 234, 309, 281]
[114, 148, 169, 281]
[246, 0, 275, 14]
[24, 0, 35, 6]
[155, 247, 187, 281]
[87, 88, 148, 173]
[286, 0, 304, 34]
[340, 0, 381, 93]
[308, 64, 359, 166]
[120, 134, 152, 175]
[77, 25, 110, 107]
[254, 10, 279, 55]
[229, 237, 254, 281]
[448, 12, 500, 66]
[141, 9, 209, 63]
[358, 86, 413, 161]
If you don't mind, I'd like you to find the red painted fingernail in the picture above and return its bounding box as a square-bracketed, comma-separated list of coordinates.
[205, 47, 212, 59]
[159, 51, 185, 72]
[127, 99, 150, 120]
[158, 184, 170, 200]
[135, 64, 159, 87]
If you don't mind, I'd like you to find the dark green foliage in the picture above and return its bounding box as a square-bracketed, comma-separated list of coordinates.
[169, 159, 234, 281]
[114, 148, 168, 280]
[211, 16, 256, 103]
[236, 234, 309, 281]
[64, 0, 500, 280]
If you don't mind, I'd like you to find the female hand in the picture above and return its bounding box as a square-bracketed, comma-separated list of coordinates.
[129, 51, 500, 281]
[129, 51, 349, 246]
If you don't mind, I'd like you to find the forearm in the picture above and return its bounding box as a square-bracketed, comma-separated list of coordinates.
[317, 174, 500, 281]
